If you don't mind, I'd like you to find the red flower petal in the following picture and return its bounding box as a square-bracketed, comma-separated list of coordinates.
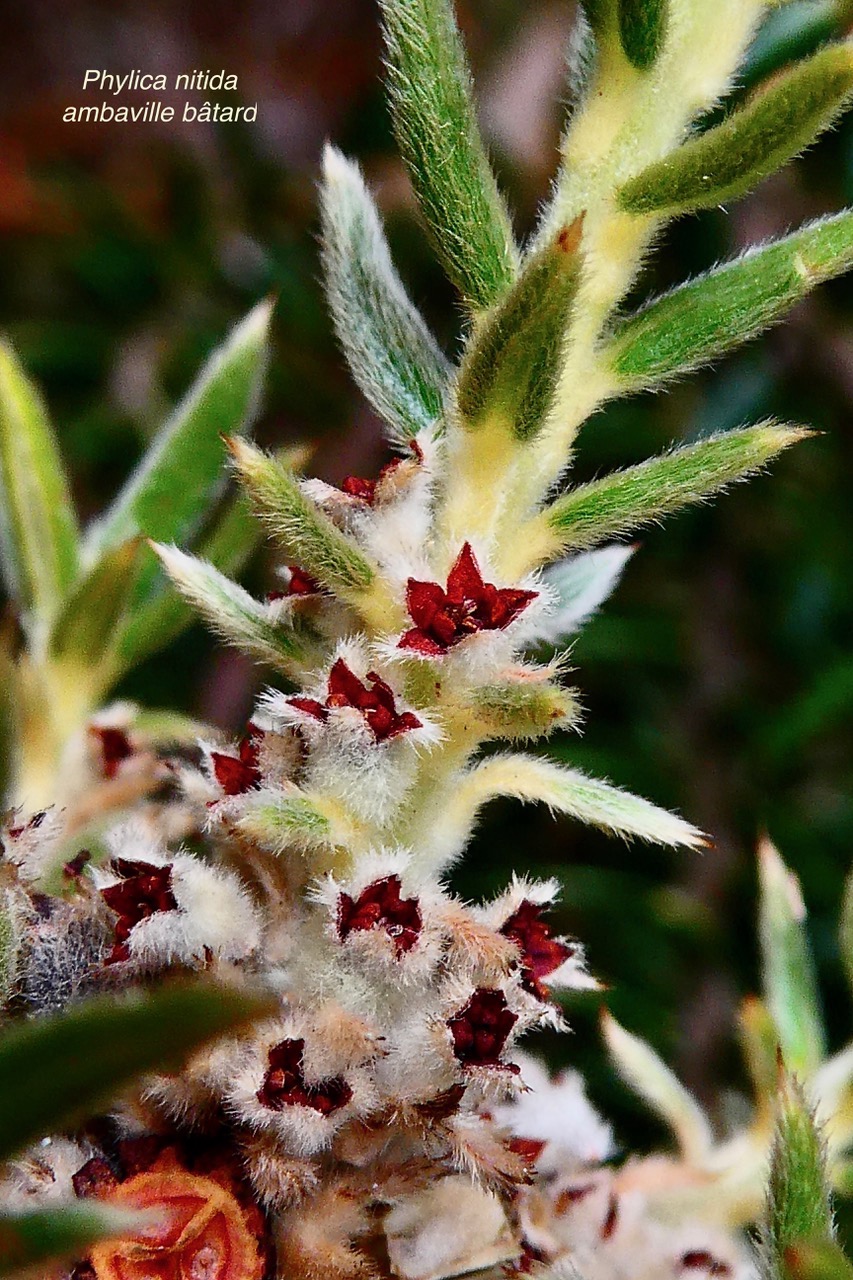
[257, 1038, 352, 1115]
[445, 542, 485, 605]
[337, 874, 422, 956]
[398, 627, 447, 655]
[289, 697, 327, 721]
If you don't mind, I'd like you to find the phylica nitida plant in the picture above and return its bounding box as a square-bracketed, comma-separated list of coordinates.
[2, 1, 853, 1279]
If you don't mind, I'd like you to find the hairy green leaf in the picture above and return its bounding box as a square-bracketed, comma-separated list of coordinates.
[153, 542, 313, 670]
[542, 423, 808, 555]
[618, 0, 668, 70]
[379, 0, 517, 309]
[236, 791, 336, 853]
[0, 339, 80, 632]
[741, 2, 846, 94]
[759, 837, 826, 1078]
[536, 545, 635, 646]
[0, 1202, 148, 1278]
[619, 43, 853, 217]
[610, 211, 853, 388]
[0, 979, 275, 1162]
[321, 146, 451, 441]
[228, 438, 377, 598]
[457, 222, 582, 439]
[85, 300, 272, 608]
[763, 1073, 835, 1278]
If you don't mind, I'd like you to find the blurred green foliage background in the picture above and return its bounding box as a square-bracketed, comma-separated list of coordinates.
[0, 0, 851, 1151]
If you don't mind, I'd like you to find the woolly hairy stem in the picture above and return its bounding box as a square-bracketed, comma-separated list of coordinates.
[439, 0, 765, 566]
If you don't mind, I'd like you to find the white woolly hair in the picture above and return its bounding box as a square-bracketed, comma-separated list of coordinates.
[310, 847, 449, 984]
[93, 837, 261, 967]
[224, 1016, 377, 1157]
[494, 1053, 615, 1175]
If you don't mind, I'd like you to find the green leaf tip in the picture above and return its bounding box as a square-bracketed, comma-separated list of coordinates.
[379, 0, 518, 310]
[0, 337, 80, 631]
[763, 1071, 835, 1278]
[618, 0, 668, 70]
[0, 978, 276, 1163]
[227, 436, 376, 598]
[758, 835, 826, 1077]
[457, 218, 584, 440]
[542, 423, 810, 555]
[610, 210, 853, 389]
[618, 42, 853, 217]
[783, 1239, 853, 1280]
[152, 540, 314, 671]
[320, 145, 451, 442]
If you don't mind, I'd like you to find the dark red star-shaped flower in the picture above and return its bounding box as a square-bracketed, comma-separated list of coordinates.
[89, 726, 133, 779]
[337, 874, 422, 957]
[257, 1038, 352, 1115]
[101, 859, 178, 964]
[447, 988, 519, 1069]
[341, 445, 423, 506]
[211, 723, 264, 796]
[289, 659, 422, 742]
[500, 899, 574, 999]
[399, 543, 537, 655]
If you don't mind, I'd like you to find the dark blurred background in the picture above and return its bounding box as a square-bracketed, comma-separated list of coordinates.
[1, 0, 852, 1151]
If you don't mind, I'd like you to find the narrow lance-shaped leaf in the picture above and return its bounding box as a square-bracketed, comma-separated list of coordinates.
[457, 220, 583, 440]
[618, 0, 668, 70]
[426, 754, 705, 864]
[47, 538, 145, 667]
[228, 438, 378, 601]
[85, 299, 273, 606]
[602, 1011, 713, 1160]
[0, 339, 80, 632]
[759, 836, 826, 1077]
[761, 1071, 835, 1280]
[152, 542, 314, 671]
[320, 146, 451, 442]
[610, 211, 853, 390]
[0, 978, 276, 1163]
[619, 43, 853, 217]
[738, 995, 781, 1107]
[534, 544, 635, 646]
[0, 1202, 149, 1278]
[379, 0, 518, 310]
[536, 423, 808, 558]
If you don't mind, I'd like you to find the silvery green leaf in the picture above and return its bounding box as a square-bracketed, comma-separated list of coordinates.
[758, 837, 826, 1079]
[537, 544, 635, 645]
[321, 146, 451, 442]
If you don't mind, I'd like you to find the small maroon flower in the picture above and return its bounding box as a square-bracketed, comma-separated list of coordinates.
[399, 543, 537, 655]
[211, 723, 264, 796]
[500, 900, 574, 999]
[101, 859, 178, 964]
[341, 456, 405, 505]
[257, 1038, 352, 1115]
[267, 565, 323, 600]
[447, 988, 518, 1069]
[290, 659, 422, 743]
[337, 875, 422, 957]
[89, 727, 133, 779]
